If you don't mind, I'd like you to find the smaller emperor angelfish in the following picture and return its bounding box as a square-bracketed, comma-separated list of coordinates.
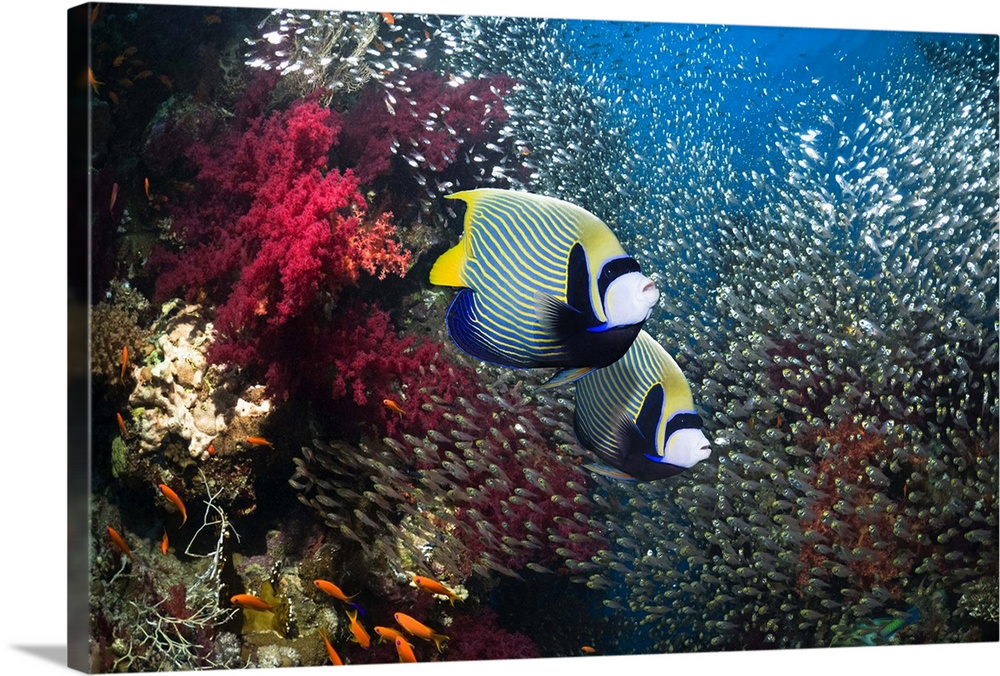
[429, 189, 659, 385]
[574, 330, 711, 481]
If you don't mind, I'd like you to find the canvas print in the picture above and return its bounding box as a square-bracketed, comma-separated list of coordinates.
[68, 1, 998, 672]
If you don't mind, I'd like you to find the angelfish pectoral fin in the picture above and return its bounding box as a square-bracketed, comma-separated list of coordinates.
[534, 292, 585, 343]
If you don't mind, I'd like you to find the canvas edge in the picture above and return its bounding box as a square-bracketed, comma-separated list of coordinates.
[68, 3, 94, 673]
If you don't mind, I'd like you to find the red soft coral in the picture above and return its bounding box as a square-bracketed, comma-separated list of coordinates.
[151, 83, 412, 403]
[340, 70, 516, 186]
[445, 607, 539, 661]
[322, 302, 484, 439]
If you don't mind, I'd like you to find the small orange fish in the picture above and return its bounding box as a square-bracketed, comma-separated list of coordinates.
[230, 594, 275, 611]
[107, 526, 135, 562]
[120, 345, 128, 382]
[245, 436, 273, 447]
[144, 177, 151, 201]
[346, 608, 370, 648]
[157, 74, 173, 90]
[88, 68, 103, 94]
[123, 46, 138, 57]
[204, 14, 221, 25]
[380, 12, 395, 24]
[207, 443, 217, 457]
[581, 645, 597, 654]
[158, 483, 187, 527]
[395, 637, 417, 663]
[314, 579, 358, 603]
[383, 399, 405, 417]
[90, 3, 100, 25]
[412, 575, 461, 605]
[134, 69, 153, 80]
[118, 77, 134, 89]
[160, 529, 169, 555]
[776, 413, 783, 428]
[318, 628, 343, 666]
[374, 626, 409, 645]
[109, 182, 119, 214]
[112, 54, 125, 67]
[116, 412, 129, 438]
[394, 612, 448, 653]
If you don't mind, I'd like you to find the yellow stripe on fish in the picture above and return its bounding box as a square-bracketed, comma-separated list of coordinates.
[430, 189, 659, 383]
[574, 330, 712, 481]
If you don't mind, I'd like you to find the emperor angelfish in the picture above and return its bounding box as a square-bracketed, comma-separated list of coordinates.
[574, 330, 711, 481]
[429, 189, 659, 385]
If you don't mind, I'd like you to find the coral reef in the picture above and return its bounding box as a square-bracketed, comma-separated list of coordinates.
[340, 69, 517, 187]
[151, 86, 411, 402]
[90, 478, 241, 672]
[291, 365, 607, 584]
[91, 282, 153, 387]
[245, 10, 384, 104]
[84, 6, 998, 669]
[445, 607, 540, 661]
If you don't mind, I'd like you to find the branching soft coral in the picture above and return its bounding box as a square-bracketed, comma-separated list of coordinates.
[321, 302, 483, 439]
[151, 84, 411, 402]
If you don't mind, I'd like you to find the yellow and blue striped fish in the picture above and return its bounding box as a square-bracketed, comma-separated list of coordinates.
[574, 330, 711, 481]
[429, 189, 659, 385]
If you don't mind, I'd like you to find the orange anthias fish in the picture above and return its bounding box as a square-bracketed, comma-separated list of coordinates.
[109, 182, 119, 214]
[246, 436, 273, 447]
[107, 526, 135, 563]
[380, 12, 395, 24]
[160, 529, 169, 555]
[231, 594, 276, 611]
[318, 628, 343, 666]
[116, 412, 129, 438]
[144, 177, 151, 201]
[346, 608, 371, 648]
[88, 67, 103, 94]
[374, 626, 409, 645]
[314, 579, 358, 604]
[581, 645, 597, 654]
[158, 483, 187, 527]
[394, 612, 449, 653]
[120, 345, 128, 382]
[412, 575, 461, 605]
[395, 637, 417, 663]
[383, 399, 405, 417]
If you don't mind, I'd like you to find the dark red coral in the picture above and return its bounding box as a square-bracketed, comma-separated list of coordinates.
[445, 607, 540, 661]
[320, 302, 484, 440]
[340, 70, 517, 186]
[151, 83, 411, 403]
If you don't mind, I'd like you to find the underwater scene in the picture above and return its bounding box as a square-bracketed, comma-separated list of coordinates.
[79, 1, 998, 671]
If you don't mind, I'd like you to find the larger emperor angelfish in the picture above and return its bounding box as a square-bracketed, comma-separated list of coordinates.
[574, 330, 711, 481]
[429, 189, 659, 385]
